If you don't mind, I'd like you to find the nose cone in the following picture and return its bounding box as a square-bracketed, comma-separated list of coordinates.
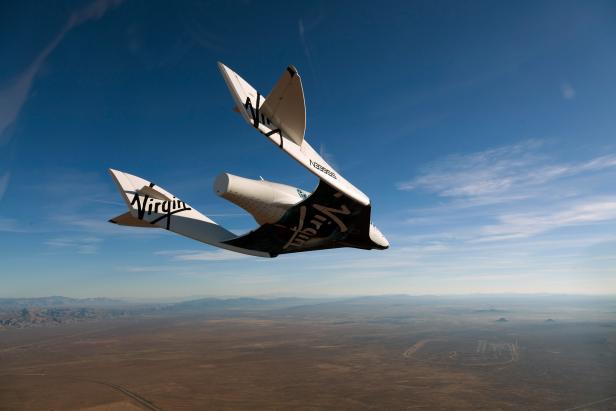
[369, 224, 389, 249]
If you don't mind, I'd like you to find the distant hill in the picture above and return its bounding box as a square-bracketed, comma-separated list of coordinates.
[2, 294, 614, 330]
[0, 296, 123, 307]
[0, 296, 323, 329]
[0, 305, 131, 329]
[473, 308, 508, 314]
[166, 297, 315, 312]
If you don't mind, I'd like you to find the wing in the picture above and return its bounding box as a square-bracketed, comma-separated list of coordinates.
[108, 168, 271, 258]
[223, 180, 373, 257]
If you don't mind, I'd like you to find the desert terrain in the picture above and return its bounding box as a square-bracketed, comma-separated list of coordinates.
[1, 295, 615, 410]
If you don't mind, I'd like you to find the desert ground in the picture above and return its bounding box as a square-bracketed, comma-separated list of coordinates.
[1, 295, 615, 410]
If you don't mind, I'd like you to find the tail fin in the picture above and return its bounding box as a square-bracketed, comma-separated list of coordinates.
[259, 65, 306, 146]
[217, 62, 306, 146]
[108, 169, 270, 257]
[217, 62, 370, 206]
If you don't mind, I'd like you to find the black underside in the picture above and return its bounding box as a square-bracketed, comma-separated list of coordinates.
[223, 181, 373, 257]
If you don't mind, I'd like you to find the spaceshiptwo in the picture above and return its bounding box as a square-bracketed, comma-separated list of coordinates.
[108, 63, 389, 257]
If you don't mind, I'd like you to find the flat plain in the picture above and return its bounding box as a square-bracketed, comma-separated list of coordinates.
[1, 295, 615, 410]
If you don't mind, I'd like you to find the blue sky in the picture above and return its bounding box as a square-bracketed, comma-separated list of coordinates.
[1, 0, 615, 298]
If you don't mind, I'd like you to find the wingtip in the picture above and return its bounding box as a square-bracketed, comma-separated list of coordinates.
[286, 65, 298, 77]
[108, 168, 121, 176]
[217, 61, 231, 74]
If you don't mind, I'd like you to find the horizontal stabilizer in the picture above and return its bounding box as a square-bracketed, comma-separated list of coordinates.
[109, 212, 155, 228]
[260, 66, 306, 146]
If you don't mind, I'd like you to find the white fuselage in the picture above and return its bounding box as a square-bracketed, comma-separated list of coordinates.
[214, 173, 310, 225]
[213, 172, 389, 249]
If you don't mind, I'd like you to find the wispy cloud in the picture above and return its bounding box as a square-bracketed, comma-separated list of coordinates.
[45, 236, 103, 254]
[21, 168, 162, 238]
[0, 0, 124, 144]
[561, 82, 576, 100]
[395, 139, 616, 264]
[156, 249, 253, 262]
[0, 171, 10, 200]
[53, 214, 137, 235]
[68, 0, 124, 27]
[397, 140, 616, 202]
[0, 217, 31, 233]
[478, 198, 616, 241]
[298, 14, 324, 86]
[31, 169, 112, 199]
[120, 265, 190, 273]
[298, 19, 312, 67]
[31, 169, 125, 234]
[319, 143, 339, 170]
